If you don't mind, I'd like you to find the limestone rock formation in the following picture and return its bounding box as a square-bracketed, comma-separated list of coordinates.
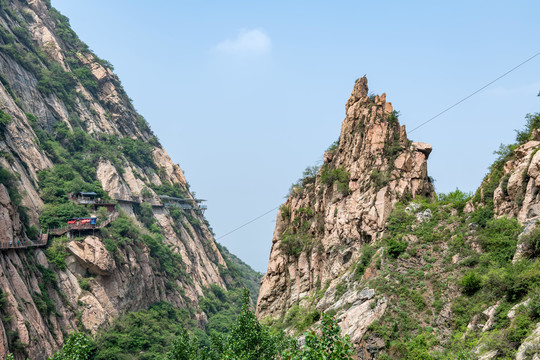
[0, 1, 237, 358]
[493, 140, 540, 224]
[66, 236, 115, 276]
[257, 77, 434, 343]
[484, 137, 540, 261]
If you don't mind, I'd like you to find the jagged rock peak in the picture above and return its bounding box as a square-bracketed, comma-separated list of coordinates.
[345, 76, 369, 111]
[257, 77, 434, 343]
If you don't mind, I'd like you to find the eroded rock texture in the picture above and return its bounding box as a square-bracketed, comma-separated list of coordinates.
[0, 1, 231, 358]
[257, 77, 434, 343]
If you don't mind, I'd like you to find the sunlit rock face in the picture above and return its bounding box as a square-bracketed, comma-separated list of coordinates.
[257, 77, 434, 343]
[0, 1, 230, 358]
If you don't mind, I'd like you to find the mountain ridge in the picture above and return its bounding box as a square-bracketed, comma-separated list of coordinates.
[257, 77, 540, 359]
[0, 1, 258, 358]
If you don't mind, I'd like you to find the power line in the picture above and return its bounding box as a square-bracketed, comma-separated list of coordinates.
[216, 206, 280, 240]
[216, 51, 540, 241]
[408, 50, 540, 134]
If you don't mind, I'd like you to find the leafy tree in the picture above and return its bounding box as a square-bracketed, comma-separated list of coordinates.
[166, 288, 286, 360]
[460, 270, 482, 295]
[320, 165, 350, 194]
[166, 329, 198, 360]
[283, 313, 354, 360]
[222, 288, 281, 360]
[49, 333, 94, 360]
[515, 112, 540, 144]
[94, 302, 195, 360]
[437, 189, 471, 213]
[387, 238, 408, 258]
[0, 109, 11, 128]
[96, 206, 109, 223]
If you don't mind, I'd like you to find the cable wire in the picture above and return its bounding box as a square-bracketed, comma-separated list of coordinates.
[216, 206, 280, 240]
[408, 50, 540, 133]
[215, 51, 540, 241]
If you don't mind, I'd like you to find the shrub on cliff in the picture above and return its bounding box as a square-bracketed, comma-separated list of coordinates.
[49, 333, 95, 360]
[0, 109, 11, 128]
[283, 313, 353, 360]
[460, 270, 482, 295]
[387, 238, 408, 258]
[516, 112, 540, 144]
[437, 189, 471, 213]
[521, 222, 540, 258]
[288, 165, 320, 196]
[321, 165, 350, 194]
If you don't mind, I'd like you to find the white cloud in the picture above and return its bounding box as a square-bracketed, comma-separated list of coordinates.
[214, 29, 271, 56]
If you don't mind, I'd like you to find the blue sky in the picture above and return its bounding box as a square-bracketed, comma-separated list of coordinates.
[51, 0, 540, 272]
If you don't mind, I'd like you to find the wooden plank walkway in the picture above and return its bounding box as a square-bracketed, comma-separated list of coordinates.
[48, 212, 119, 237]
[114, 196, 163, 207]
[0, 210, 118, 250]
[0, 233, 48, 250]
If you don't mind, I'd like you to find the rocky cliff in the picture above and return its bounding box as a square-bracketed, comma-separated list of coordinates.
[258, 77, 540, 359]
[257, 77, 434, 341]
[0, 1, 240, 358]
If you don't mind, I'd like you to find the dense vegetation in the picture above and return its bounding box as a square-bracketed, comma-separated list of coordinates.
[0, 163, 37, 237]
[342, 189, 539, 359]
[472, 111, 540, 211]
[216, 244, 262, 303]
[29, 116, 193, 287]
[45, 289, 354, 360]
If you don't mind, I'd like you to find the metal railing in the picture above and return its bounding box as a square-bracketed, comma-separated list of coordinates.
[48, 211, 119, 237]
[0, 234, 48, 250]
[113, 196, 163, 207]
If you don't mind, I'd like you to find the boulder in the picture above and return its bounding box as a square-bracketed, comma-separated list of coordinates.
[66, 236, 115, 276]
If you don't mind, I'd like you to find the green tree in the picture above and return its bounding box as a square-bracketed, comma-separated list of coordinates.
[48, 333, 94, 360]
[166, 329, 199, 360]
[167, 288, 290, 360]
[0, 110, 11, 128]
[283, 313, 354, 360]
[222, 288, 280, 360]
[460, 270, 482, 295]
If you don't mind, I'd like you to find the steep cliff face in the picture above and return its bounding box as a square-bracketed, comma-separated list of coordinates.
[257, 77, 434, 339]
[0, 1, 235, 358]
[476, 121, 540, 264]
[258, 75, 540, 358]
[492, 140, 540, 224]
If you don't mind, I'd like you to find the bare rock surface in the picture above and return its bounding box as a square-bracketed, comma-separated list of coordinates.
[516, 322, 540, 360]
[66, 236, 115, 276]
[0, 1, 234, 358]
[257, 77, 433, 344]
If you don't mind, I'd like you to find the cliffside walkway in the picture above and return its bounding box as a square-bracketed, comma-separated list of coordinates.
[114, 195, 163, 208]
[0, 212, 121, 251]
[113, 195, 207, 213]
[157, 195, 207, 213]
[0, 233, 48, 250]
[48, 211, 119, 237]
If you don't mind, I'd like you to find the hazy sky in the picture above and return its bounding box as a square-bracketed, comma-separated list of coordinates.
[51, 0, 540, 272]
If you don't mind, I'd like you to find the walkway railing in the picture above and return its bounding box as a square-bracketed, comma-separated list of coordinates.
[113, 196, 163, 207]
[1, 209, 121, 251]
[0, 233, 48, 250]
[48, 211, 119, 237]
